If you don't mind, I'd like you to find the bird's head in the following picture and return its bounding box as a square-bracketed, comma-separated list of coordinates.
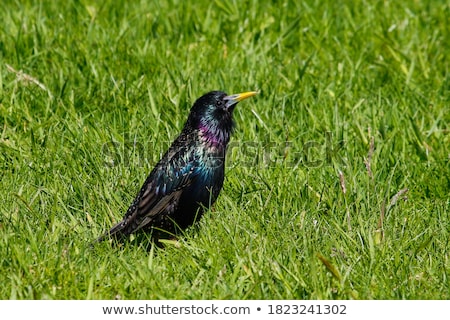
[186, 90, 258, 146]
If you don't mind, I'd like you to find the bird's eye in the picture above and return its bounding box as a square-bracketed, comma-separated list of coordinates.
[217, 100, 224, 107]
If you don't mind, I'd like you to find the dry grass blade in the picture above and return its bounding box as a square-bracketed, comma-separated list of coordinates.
[5, 63, 54, 99]
[339, 171, 351, 231]
[338, 170, 346, 195]
[388, 188, 409, 208]
[317, 253, 342, 281]
[364, 132, 375, 179]
[376, 188, 409, 244]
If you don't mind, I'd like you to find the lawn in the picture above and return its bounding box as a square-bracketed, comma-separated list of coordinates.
[0, 0, 448, 299]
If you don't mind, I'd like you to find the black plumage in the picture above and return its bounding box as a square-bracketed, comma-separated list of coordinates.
[97, 90, 257, 244]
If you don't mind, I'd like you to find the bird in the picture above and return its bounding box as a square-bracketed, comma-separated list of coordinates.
[96, 90, 257, 245]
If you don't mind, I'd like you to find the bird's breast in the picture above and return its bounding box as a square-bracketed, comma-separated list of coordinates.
[190, 146, 226, 200]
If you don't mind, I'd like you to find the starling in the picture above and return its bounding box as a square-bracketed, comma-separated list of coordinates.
[97, 90, 257, 244]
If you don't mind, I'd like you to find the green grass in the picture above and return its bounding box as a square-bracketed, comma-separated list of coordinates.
[0, 0, 448, 299]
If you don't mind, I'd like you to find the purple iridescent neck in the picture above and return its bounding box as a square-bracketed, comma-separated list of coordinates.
[198, 123, 230, 147]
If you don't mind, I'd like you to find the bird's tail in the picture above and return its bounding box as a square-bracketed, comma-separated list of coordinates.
[95, 219, 128, 243]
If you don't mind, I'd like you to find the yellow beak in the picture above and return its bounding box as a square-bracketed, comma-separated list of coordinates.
[224, 91, 258, 107]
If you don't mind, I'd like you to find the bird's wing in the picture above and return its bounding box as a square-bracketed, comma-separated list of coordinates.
[103, 144, 200, 239]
